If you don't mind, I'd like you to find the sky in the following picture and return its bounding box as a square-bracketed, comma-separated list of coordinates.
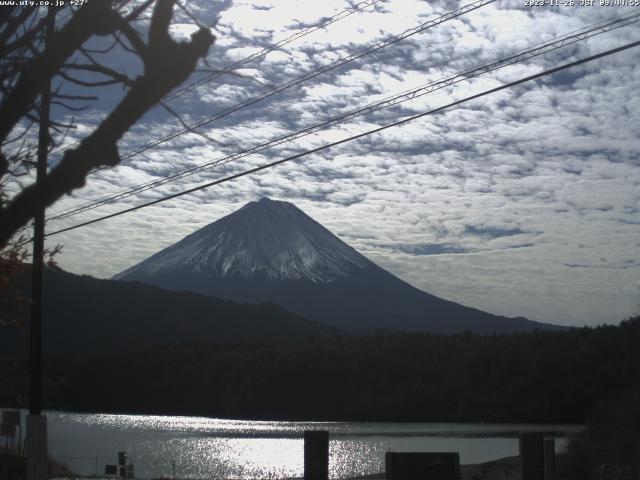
[20, 0, 640, 327]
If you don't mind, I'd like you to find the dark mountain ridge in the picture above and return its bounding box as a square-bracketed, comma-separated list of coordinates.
[1, 267, 339, 355]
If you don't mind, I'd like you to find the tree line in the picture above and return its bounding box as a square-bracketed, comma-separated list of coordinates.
[1, 317, 639, 423]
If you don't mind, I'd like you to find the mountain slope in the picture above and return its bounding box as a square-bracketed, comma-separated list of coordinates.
[1, 267, 339, 355]
[115, 198, 560, 334]
[116, 198, 372, 283]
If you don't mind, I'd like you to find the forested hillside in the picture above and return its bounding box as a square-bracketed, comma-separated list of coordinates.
[0, 268, 338, 354]
[2, 317, 638, 422]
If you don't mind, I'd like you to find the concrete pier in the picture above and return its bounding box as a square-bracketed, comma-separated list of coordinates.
[304, 430, 329, 480]
[26, 415, 47, 480]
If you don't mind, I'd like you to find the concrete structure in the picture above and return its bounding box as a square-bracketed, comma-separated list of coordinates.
[26, 415, 47, 480]
[520, 432, 545, 480]
[304, 430, 329, 480]
[544, 437, 556, 480]
[385, 452, 461, 480]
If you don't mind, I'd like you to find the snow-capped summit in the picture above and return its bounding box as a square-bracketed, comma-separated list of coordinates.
[115, 198, 561, 334]
[115, 198, 372, 283]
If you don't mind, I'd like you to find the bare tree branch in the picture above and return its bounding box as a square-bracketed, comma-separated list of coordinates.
[0, 1, 123, 144]
[2, 121, 34, 148]
[58, 69, 126, 88]
[61, 63, 135, 86]
[51, 101, 89, 112]
[177, 1, 207, 30]
[115, 19, 148, 55]
[52, 93, 99, 101]
[159, 100, 224, 146]
[82, 35, 120, 54]
[0, 0, 215, 246]
[124, 0, 156, 21]
[0, 7, 38, 53]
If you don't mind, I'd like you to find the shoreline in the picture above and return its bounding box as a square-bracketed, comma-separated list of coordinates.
[45, 456, 523, 480]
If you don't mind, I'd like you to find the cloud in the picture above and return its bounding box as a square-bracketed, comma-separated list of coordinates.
[464, 225, 526, 239]
[384, 243, 473, 255]
[37, 0, 640, 328]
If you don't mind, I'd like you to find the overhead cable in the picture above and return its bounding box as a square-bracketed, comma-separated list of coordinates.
[47, 10, 640, 222]
[164, 0, 386, 102]
[48, 0, 385, 158]
[30, 38, 639, 243]
[49, 0, 496, 163]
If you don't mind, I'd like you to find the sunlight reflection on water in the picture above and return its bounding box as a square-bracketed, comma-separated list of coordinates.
[46, 411, 580, 479]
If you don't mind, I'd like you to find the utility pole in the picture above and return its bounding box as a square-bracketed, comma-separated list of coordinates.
[27, 6, 55, 480]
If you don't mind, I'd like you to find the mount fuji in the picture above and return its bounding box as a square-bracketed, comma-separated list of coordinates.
[114, 198, 558, 334]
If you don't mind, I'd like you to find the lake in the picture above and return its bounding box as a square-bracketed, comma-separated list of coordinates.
[37, 410, 581, 479]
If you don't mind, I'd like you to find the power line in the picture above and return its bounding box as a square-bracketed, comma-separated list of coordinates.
[46, 10, 640, 222]
[4, 1, 390, 243]
[47, 0, 385, 159]
[33, 39, 640, 242]
[124, 0, 496, 153]
[48, 0, 496, 165]
[50, 9, 640, 218]
[163, 0, 386, 103]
